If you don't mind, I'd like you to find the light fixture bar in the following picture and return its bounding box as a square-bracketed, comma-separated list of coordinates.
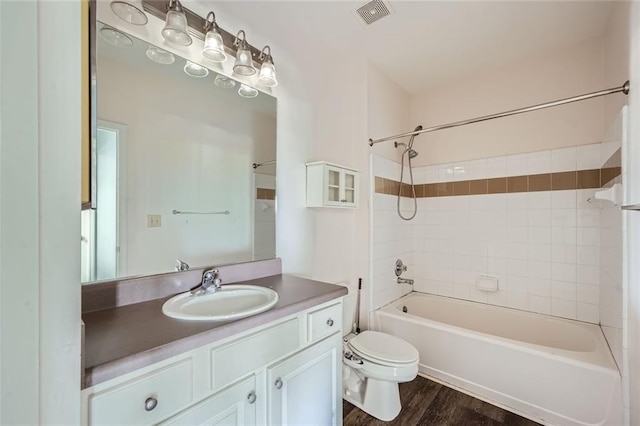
[141, 0, 270, 66]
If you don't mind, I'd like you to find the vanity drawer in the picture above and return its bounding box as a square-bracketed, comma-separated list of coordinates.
[307, 303, 342, 343]
[211, 318, 299, 389]
[88, 359, 193, 425]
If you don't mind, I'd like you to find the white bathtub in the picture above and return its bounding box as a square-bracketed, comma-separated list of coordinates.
[375, 293, 622, 426]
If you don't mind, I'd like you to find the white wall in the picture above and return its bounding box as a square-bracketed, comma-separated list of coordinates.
[409, 37, 606, 165]
[368, 65, 411, 162]
[367, 65, 413, 313]
[0, 1, 82, 423]
[97, 54, 276, 277]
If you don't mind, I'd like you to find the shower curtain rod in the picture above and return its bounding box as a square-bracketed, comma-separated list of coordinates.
[253, 160, 277, 169]
[368, 80, 630, 146]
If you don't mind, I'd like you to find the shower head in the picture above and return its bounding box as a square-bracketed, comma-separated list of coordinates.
[408, 149, 418, 159]
[408, 125, 423, 149]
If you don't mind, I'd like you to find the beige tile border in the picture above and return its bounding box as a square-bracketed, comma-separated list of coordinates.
[375, 167, 622, 198]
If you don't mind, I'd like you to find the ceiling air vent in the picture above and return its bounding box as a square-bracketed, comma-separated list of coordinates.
[355, 0, 392, 25]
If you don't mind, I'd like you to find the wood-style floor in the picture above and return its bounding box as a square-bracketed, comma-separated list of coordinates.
[343, 375, 541, 426]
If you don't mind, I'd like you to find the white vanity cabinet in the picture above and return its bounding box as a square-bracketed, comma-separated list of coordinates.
[267, 334, 341, 425]
[82, 300, 343, 426]
[306, 161, 359, 208]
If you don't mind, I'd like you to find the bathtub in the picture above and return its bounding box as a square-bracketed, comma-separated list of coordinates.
[375, 293, 621, 426]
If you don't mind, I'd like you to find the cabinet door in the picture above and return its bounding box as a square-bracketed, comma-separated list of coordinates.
[325, 166, 343, 206]
[267, 335, 341, 426]
[342, 170, 357, 207]
[161, 376, 257, 426]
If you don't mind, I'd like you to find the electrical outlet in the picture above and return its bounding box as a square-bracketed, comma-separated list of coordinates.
[147, 214, 161, 228]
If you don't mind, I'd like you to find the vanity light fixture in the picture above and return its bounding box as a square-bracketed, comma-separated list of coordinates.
[232, 30, 256, 76]
[238, 84, 258, 99]
[146, 45, 175, 64]
[257, 46, 277, 87]
[161, 0, 192, 46]
[184, 61, 209, 78]
[201, 12, 227, 62]
[110, 1, 148, 25]
[214, 75, 237, 89]
[99, 27, 134, 48]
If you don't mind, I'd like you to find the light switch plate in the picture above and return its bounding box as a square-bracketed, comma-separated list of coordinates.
[147, 214, 161, 227]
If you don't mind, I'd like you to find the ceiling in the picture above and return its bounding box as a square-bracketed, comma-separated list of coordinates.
[199, 1, 613, 94]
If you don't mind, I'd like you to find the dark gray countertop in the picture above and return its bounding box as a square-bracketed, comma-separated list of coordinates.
[82, 274, 347, 388]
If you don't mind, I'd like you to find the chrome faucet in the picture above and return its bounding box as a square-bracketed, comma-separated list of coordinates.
[190, 268, 222, 296]
[175, 259, 190, 272]
[397, 277, 414, 285]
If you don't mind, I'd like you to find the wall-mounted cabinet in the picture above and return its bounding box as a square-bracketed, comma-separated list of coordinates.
[306, 162, 359, 208]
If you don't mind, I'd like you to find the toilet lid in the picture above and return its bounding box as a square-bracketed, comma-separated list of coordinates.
[349, 331, 419, 364]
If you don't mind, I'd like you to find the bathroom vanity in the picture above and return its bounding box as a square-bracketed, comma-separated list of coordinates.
[81, 261, 346, 425]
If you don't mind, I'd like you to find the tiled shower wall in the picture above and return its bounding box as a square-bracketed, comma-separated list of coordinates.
[371, 141, 621, 323]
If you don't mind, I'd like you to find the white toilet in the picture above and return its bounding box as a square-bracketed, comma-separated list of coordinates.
[342, 330, 419, 421]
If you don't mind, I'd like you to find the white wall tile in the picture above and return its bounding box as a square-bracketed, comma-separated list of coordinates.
[528, 192, 551, 209]
[507, 260, 528, 277]
[371, 146, 608, 322]
[528, 227, 551, 244]
[453, 284, 470, 299]
[577, 209, 600, 228]
[467, 159, 488, 180]
[529, 244, 551, 262]
[551, 263, 577, 282]
[486, 156, 506, 179]
[527, 150, 551, 175]
[507, 193, 528, 210]
[552, 245, 577, 264]
[528, 279, 551, 297]
[577, 227, 600, 246]
[551, 227, 577, 246]
[529, 261, 551, 279]
[577, 264, 600, 284]
[529, 295, 552, 314]
[551, 146, 577, 173]
[507, 291, 528, 310]
[551, 281, 577, 301]
[551, 190, 577, 209]
[577, 143, 602, 170]
[578, 283, 600, 304]
[577, 246, 600, 266]
[487, 290, 508, 307]
[551, 299, 577, 319]
[577, 302, 599, 324]
[468, 288, 488, 303]
[438, 164, 456, 182]
[505, 243, 528, 260]
[552, 209, 577, 227]
[506, 153, 528, 175]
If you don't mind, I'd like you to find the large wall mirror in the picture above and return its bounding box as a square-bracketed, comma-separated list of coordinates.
[81, 20, 277, 284]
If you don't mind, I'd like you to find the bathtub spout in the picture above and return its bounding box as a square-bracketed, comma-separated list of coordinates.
[397, 277, 414, 285]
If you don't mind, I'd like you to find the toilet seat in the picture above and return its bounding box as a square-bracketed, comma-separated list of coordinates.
[348, 331, 419, 366]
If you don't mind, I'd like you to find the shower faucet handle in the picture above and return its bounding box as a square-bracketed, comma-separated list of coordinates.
[395, 259, 408, 277]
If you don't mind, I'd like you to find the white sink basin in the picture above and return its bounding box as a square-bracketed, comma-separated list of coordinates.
[162, 285, 279, 321]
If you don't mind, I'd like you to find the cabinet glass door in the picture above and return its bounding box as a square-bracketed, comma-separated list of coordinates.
[327, 168, 341, 203]
[344, 172, 356, 204]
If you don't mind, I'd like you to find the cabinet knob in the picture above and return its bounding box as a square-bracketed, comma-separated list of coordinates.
[326, 318, 334, 327]
[247, 391, 257, 404]
[274, 378, 283, 390]
[144, 397, 158, 412]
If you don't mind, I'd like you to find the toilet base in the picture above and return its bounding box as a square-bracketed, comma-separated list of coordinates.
[343, 376, 402, 421]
